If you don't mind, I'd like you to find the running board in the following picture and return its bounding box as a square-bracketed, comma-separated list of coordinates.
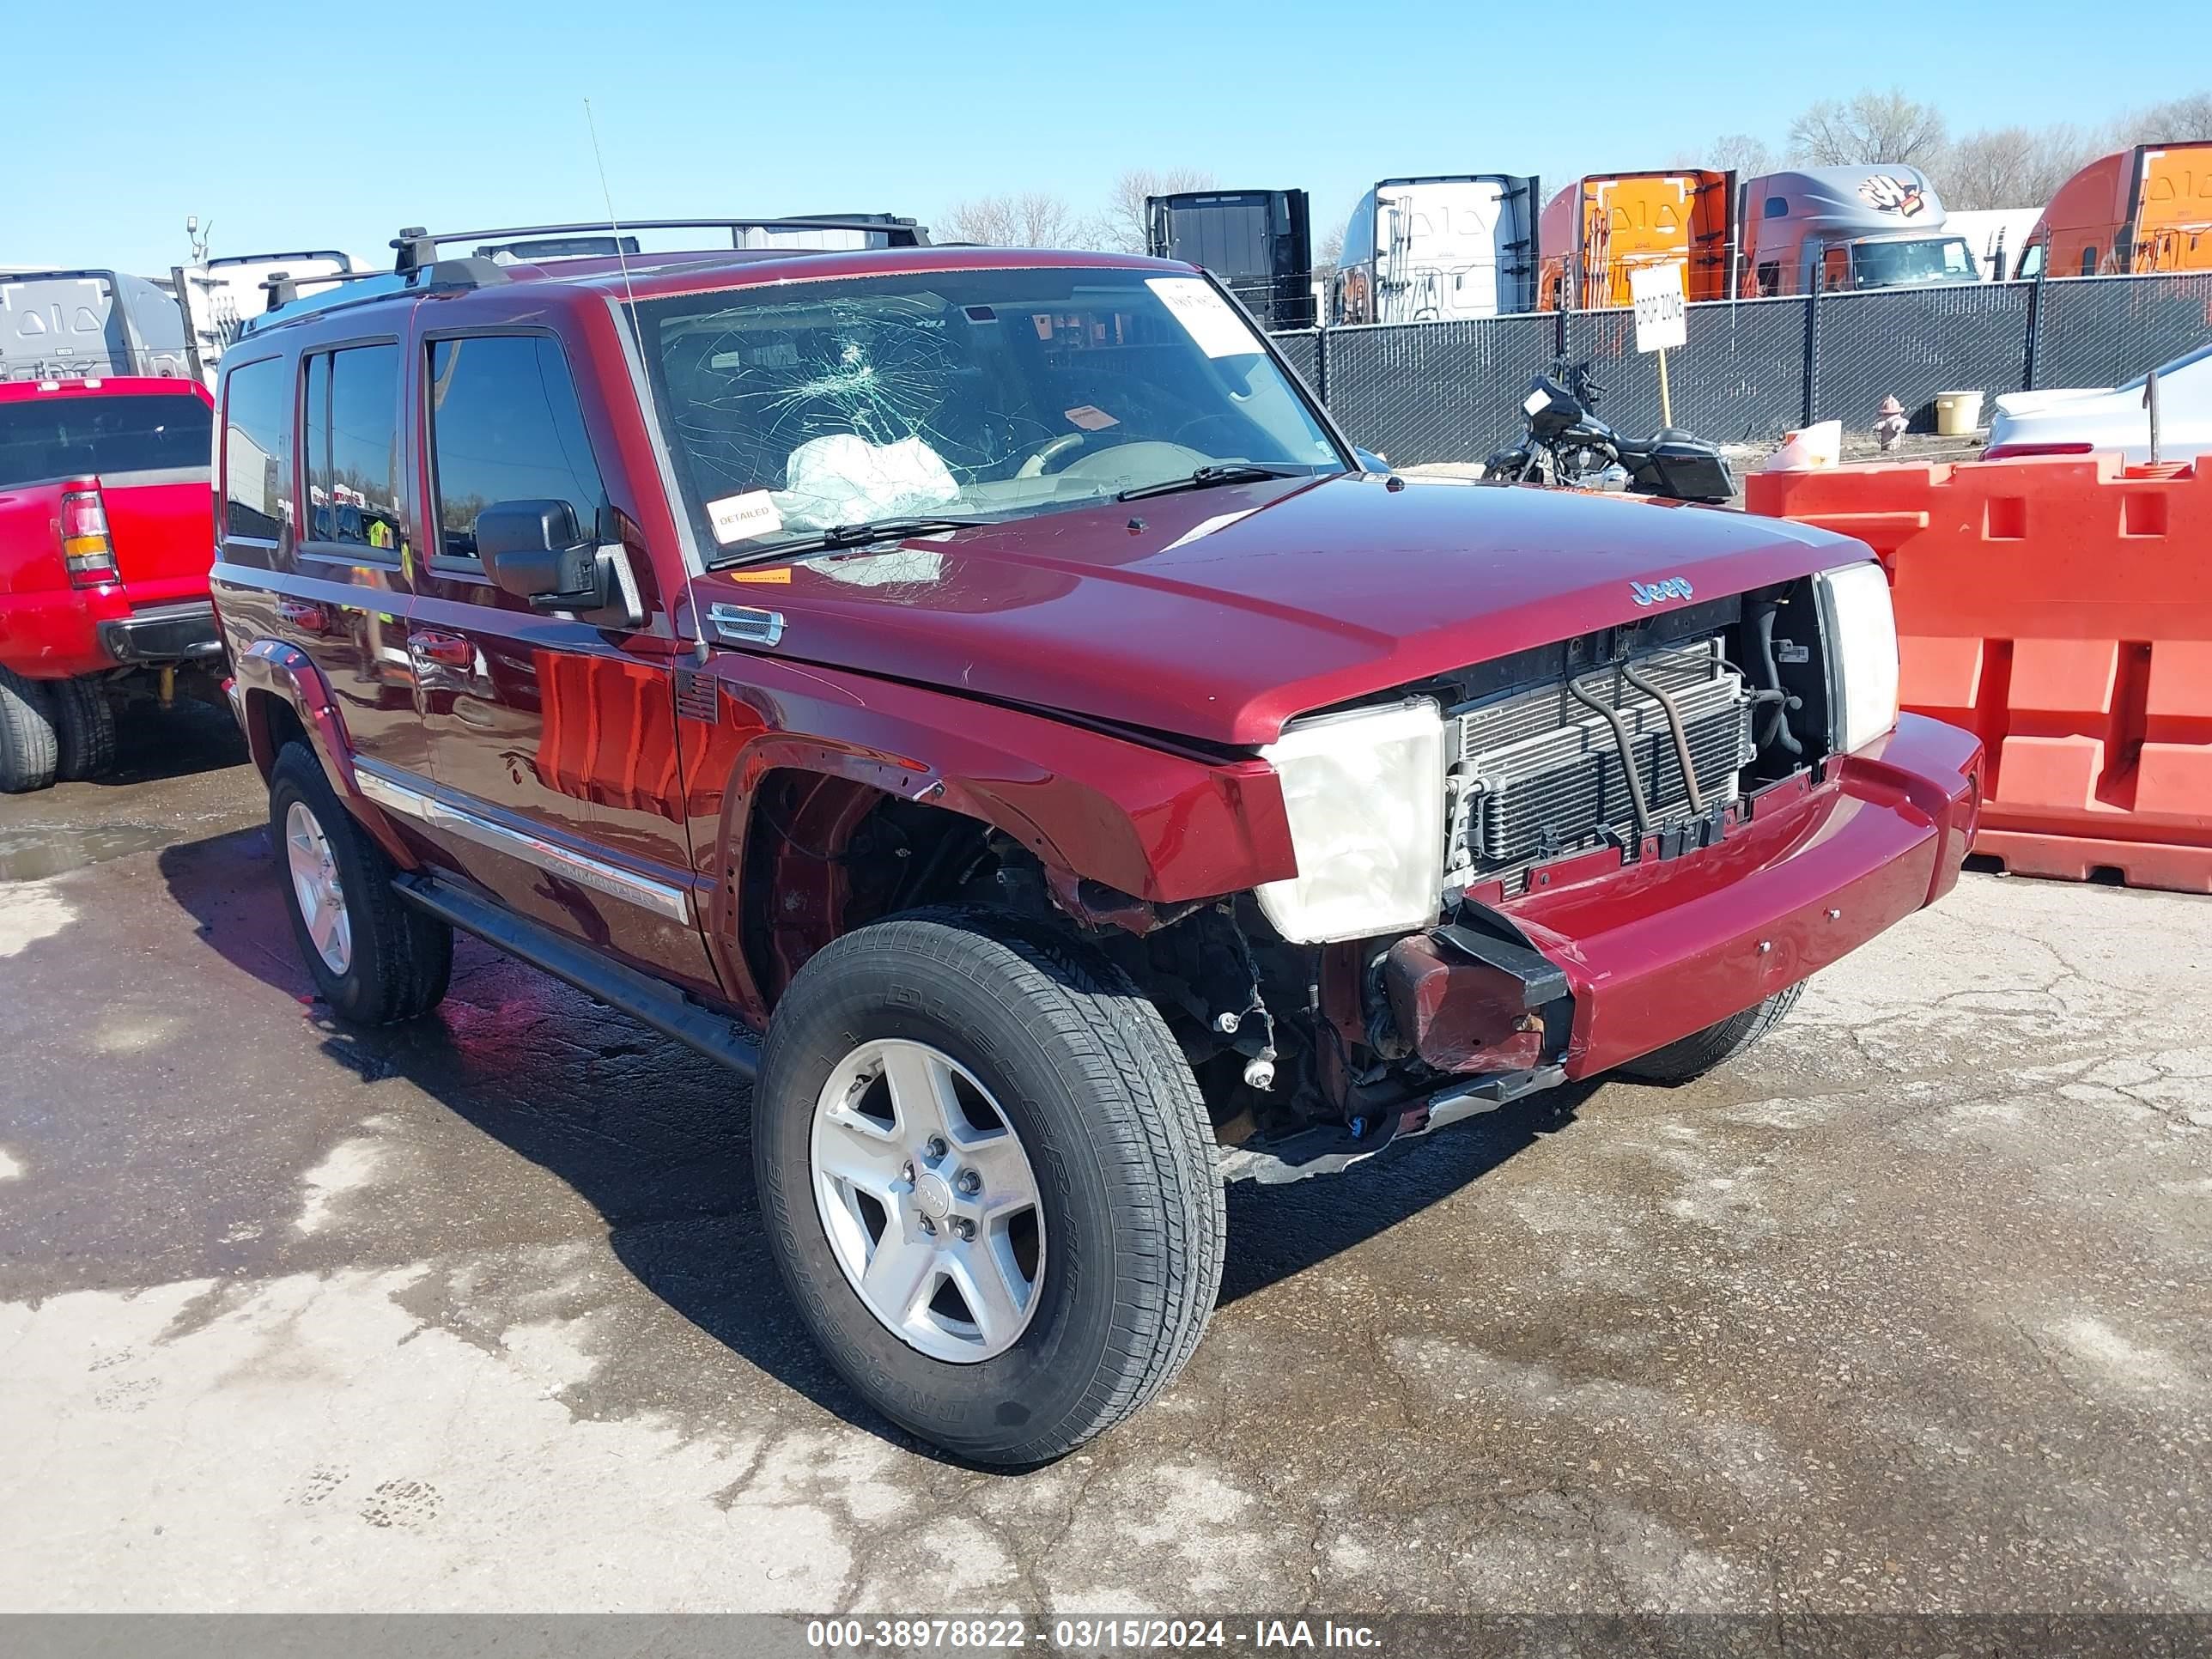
[1216, 1063, 1566, 1185]
[392, 873, 761, 1080]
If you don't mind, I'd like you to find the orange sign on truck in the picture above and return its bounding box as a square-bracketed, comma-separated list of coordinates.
[1538, 170, 1735, 308]
[2014, 142, 2212, 278]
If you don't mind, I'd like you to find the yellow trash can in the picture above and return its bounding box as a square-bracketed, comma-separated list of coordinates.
[1934, 390, 1984, 436]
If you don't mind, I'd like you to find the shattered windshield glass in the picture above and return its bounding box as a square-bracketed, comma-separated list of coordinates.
[627, 266, 1346, 562]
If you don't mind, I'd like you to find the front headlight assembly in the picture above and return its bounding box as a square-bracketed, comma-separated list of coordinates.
[1814, 562, 1901, 755]
[1255, 698, 1445, 945]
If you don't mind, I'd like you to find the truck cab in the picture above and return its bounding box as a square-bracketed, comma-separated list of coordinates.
[1332, 175, 1540, 323]
[1537, 171, 1734, 309]
[1740, 166, 1976, 296]
[2014, 142, 2212, 278]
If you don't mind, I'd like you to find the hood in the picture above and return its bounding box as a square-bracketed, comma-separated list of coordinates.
[692, 472, 1863, 746]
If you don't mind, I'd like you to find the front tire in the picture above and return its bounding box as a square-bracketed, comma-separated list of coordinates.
[0, 666, 59, 793]
[1617, 983, 1804, 1085]
[52, 677, 117, 782]
[268, 743, 453, 1024]
[754, 908, 1224, 1466]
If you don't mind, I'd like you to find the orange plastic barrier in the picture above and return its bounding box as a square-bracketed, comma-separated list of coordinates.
[1747, 455, 2212, 895]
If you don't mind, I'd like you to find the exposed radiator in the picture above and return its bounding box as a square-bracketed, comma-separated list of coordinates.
[1445, 638, 1753, 881]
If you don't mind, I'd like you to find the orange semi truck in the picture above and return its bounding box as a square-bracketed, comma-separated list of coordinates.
[2014, 142, 2212, 278]
[1538, 170, 1735, 308]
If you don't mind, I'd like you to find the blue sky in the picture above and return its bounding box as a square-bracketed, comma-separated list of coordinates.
[13, 0, 2203, 275]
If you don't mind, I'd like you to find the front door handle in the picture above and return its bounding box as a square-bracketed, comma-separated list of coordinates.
[406, 630, 475, 670]
[276, 597, 330, 635]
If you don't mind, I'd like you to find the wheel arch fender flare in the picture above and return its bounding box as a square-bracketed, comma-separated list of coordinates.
[231, 638, 419, 869]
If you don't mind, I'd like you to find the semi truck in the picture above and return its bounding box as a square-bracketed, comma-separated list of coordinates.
[1537, 171, 1734, 309]
[2, 269, 195, 383]
[1146, 189, 1315, 330]
[1331, 175, 1541, 324]
[1737, 165, 1978, 295]
[2013, 142, 2212, 277]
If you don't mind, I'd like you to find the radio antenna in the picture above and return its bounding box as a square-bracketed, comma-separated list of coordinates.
[584, 96, 710, 662]
[583, 98, 639, 311]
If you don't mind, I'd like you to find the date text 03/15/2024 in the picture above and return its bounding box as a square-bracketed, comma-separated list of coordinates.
[804, 1618, 1383, 1650]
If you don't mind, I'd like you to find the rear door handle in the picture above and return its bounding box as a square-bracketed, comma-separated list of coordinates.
[276, 597, 330, 634]
[406, 630, 475, 670]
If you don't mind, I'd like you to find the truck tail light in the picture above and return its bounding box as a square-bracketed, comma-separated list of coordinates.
[1980, 441, 2094, 460]
[59, 486, 118, 586]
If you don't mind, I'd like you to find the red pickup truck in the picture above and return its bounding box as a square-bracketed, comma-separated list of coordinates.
[211, 226, 1982, 1465]
[0, 375, 222, 792]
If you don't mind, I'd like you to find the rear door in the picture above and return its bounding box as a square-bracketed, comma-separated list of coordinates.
[215, 337, 427, 778]
[407, 324, 715, 993]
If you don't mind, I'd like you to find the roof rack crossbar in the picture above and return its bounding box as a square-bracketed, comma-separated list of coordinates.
[404, 216, 928, 259]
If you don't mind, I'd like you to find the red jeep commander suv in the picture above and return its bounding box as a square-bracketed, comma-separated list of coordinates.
[0, 374, 222, 791]
[210, 219, 1983, 1465]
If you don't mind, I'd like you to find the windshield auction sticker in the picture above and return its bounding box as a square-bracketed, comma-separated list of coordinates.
[1145, 277, 1261, 358]
[707, 489, 783, 544]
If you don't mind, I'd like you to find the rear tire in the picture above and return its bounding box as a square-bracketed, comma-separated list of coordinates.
[1617, 983, 1805, 1085]
[754, 908, 1224, 1467]
[52, 677, 117, 782]
[268, 743, 452, 1024]
[0, 667, 58, 794]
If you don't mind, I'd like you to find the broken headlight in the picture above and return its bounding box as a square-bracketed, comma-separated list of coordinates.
[1814, 562, 1900, 755]
[1255, 698, 1446, 945]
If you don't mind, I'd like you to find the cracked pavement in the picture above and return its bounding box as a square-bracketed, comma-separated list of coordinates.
[1, 708, 2208, 1613]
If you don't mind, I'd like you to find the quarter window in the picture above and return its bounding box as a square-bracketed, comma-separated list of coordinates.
[427, 335, 603, 560]
[222, 356, 288, 542]
[301, 343, 401, 550]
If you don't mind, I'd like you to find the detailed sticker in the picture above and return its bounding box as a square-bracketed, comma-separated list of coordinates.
[1064, 404, 1119, 431]
[706, 489, 783, 545]
[1145, 277, 1261, 358]
[728, 566, 793, 584]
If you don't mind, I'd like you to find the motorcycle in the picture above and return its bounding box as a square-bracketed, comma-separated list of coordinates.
[1484, 359, 1736, 506]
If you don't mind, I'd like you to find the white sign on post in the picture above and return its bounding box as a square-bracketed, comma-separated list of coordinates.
[1629, 263, 1687, 354]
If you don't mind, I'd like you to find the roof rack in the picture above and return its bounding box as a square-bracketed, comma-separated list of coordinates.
[392, 215, 929, 270]
[236, 258, 510, 341]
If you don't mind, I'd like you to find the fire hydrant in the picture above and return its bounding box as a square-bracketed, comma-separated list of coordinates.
[1875, 395, 1907, 453]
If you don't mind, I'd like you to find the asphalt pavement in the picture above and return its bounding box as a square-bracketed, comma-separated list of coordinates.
[1, 709, 2207, 1614]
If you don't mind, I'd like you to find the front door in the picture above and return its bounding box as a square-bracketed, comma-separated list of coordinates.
[404, 326, 715, 993]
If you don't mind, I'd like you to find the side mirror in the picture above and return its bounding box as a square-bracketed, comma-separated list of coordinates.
[476, 500, 609, 611]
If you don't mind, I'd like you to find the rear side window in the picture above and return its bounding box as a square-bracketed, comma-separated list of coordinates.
[0, 393, 210, 489]
[300, 343, 401, 550]
[222, 358, 288, 541]
[427, 335, 602, 561]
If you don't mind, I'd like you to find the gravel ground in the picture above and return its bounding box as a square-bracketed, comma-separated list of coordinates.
[1, 708, 2208, 1617]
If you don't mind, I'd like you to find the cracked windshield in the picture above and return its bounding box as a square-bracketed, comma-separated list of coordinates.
[629, 266, 1346, 562]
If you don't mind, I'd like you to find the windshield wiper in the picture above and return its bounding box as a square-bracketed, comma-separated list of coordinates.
[706, 515, 992, 569]
[1115, 463, 1318, 503]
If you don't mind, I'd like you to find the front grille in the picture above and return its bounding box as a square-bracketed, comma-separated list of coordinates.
[1446, 638, 1753, 879]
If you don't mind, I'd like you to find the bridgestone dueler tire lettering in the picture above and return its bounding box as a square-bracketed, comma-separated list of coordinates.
[1617, 982, 1806, 1085]
[753, 907, 1225, 1467]
[0, 666, 59, 794]
[268, 743, 453, 1024]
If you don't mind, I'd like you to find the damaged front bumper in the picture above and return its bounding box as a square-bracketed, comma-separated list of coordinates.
[1218, 714, 1982, 1184]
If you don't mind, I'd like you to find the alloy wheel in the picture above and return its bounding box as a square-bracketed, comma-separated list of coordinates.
[809, 1038, 1046, 1364]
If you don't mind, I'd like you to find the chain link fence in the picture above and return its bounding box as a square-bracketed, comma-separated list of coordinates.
[1278, 268, 2212, 466]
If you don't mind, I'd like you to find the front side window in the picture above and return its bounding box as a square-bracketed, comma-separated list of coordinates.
[0, 392, 210, 490]
[629, 266, 1346, 563]
[222, 357, 287, 541]
[301, 344, 400, 550]
[427, 334, 604, 561]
